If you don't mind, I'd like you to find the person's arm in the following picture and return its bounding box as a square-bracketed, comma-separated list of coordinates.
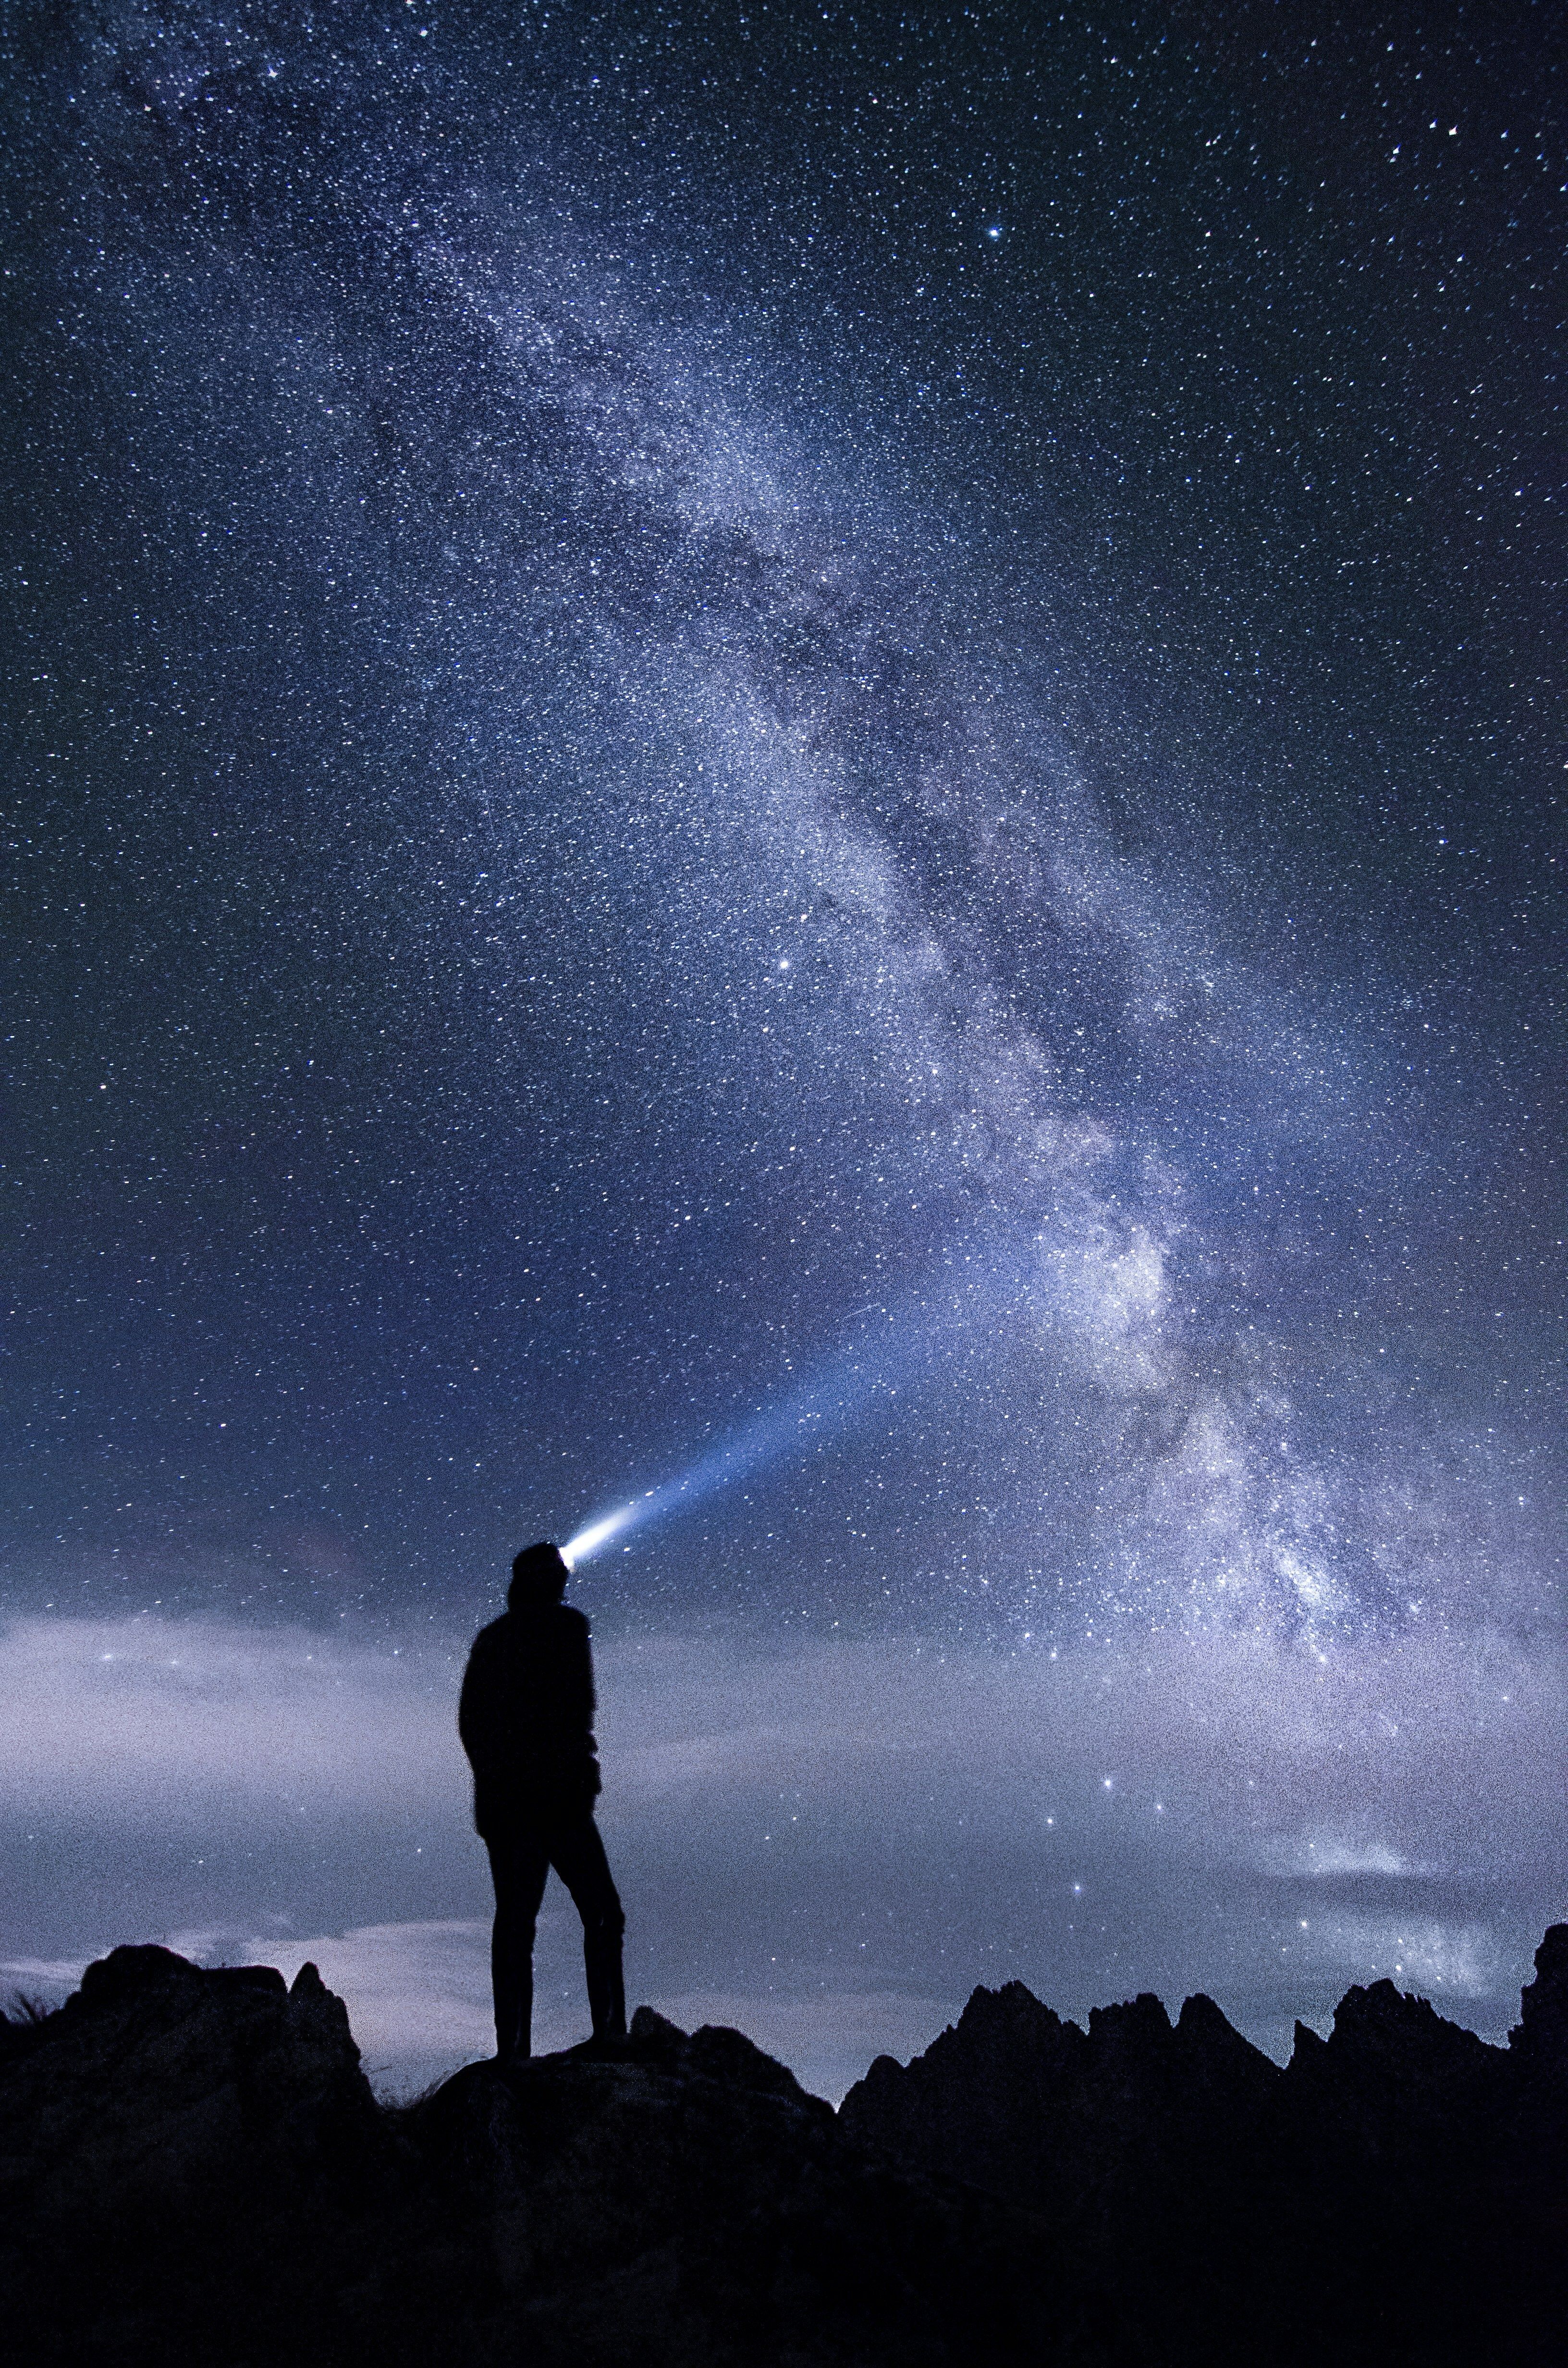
[557, 1610, 592, 1722]
[562, 1610, 602, 1798]
[458, 1625, 497, 1766]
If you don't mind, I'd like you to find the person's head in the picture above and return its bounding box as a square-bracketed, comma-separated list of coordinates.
[508, 1540, 569, 1613]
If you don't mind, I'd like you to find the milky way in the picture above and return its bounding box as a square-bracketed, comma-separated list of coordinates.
[3, 2, 1563, 2091]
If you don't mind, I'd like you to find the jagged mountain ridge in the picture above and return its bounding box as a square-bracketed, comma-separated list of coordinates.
[842, 1976, 1281, 2230]
[843, 1930, 1568, 2362]
[4, 1931, 1566, 2365]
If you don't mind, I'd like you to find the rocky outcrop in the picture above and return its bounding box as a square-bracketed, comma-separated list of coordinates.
[0, 1945, 431, 2366]
[398, 2005, 1066, 2367]
[841, 1977, 1279, 2233]
[5, 1931, 1568, 2365]
[844, 1931, 1568, 2365]
[0, 1947, 1061, 2367]
[1511, 1920, 1568, 2078]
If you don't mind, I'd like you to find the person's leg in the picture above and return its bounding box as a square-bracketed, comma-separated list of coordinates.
[550, 1816, 626, 2040]
[485, 1830, 550, 2061]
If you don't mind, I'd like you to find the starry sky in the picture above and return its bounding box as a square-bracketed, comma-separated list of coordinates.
[3, 0, 1564, 2097]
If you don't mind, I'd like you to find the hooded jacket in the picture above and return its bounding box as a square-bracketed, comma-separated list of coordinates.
[457, 1603, 603, 1836]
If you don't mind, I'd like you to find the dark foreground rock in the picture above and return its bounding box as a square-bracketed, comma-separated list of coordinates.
[842, 1928, 1568, 2365]
[0, 1948, 1063, 2367]
[4, 1932, 1568, 2365]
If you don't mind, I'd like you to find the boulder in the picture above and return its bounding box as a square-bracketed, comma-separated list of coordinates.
[0, 1944, 421, 2366]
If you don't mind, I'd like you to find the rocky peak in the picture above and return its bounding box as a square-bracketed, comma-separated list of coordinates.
[1282, 1975, 1500, 2143]
[840, 1970, 1281, 2232]
[838, 1977, 1087, 2206]
[1, 1941, 376, 2196]
[626, 2001, 831, 2111]
[1509, 1920, 1568, 2076]
[1176, 1988, 1276, 2072]
[1086, 1989, 1171, 2045]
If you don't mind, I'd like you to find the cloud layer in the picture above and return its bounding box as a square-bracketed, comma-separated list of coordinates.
[4, 1610, 1562, 2096]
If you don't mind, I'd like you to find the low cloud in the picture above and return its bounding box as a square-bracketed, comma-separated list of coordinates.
[1255, 1838, 1411, 1878]
[0, 1615, 465, 1819]
[1284, 1913, 1506, 2004]
[1, 1611, 1562, 2089]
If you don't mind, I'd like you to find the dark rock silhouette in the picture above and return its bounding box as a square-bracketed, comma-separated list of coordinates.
[0, 1945, 425, 2364]
[5, 1929, 1568, 2364]
[841, 1977, 1279, 2238]
[843, 1928, 1568, 2365]
[1511, 1918, 1568, 2076]
[0, 1944, 1059, 2366]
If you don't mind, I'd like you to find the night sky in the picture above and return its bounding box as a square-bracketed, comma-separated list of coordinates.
[3, 0, 1564, 2098]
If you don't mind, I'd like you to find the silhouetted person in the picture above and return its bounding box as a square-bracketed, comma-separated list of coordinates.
[459, 1542, 625, 2061]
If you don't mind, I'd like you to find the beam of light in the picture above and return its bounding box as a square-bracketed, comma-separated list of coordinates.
[562, 1360, 885, 1568]
[562, 1503, 648, 1566]
[559, 1257, 995, 1570]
